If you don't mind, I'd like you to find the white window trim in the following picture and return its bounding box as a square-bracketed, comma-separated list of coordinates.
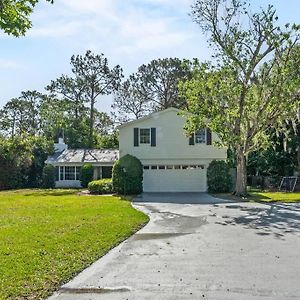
[194, 129, 207, 144]
[139, 128, 151, 145]
[59, 166, 81, 181]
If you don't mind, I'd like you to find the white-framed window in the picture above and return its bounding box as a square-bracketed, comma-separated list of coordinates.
[140, 128, 151, 144]
[195, 129, 206, 144]
[146, 165, 206, 171]
[59, 166, 81, 181]
[65, 166, 75, 180]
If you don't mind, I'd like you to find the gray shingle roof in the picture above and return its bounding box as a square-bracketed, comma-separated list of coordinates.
[46, 149, 119, 164]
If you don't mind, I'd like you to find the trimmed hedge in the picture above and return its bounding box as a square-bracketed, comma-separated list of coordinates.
[207, 160, 232, 193]
[88, 179, 113, 194]
[42, 165, 56, 188]
[112, 154, 143, 194]
[80, 164, 94, 188]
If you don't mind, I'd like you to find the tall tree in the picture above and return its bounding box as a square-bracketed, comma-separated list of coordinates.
[138, 58, 192, 110]
[47, 75, 87, 121]
[0, 91, 43, 138]
[112, 75, 150, 122]
[112, 58, 192, 122]
[0, 0, 53, 36]
[180, 0, 300, 196]
[70, 50, 123, 147]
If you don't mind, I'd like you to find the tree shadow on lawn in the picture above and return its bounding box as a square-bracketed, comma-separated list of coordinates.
[216, 202, 300, 239]
[22, 189, 79, 197]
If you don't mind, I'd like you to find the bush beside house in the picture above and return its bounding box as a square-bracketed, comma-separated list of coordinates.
[88, 179, 113, 194]
[42, 165, 56, 188]
[112, 154, 143, 194]
[80, 164, 94, 188]
[207, 160, 232, 193]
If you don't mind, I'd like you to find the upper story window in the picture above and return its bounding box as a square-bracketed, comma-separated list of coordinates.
[195, 129, 206, 144]
[140, 128, 150, 144]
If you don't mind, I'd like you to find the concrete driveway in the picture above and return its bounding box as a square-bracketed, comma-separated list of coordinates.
[49, 193, 300, 300]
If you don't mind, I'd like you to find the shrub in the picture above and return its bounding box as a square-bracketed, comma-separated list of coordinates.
[88, 179, 113, 194]
[207, 160, 232, 193]
[80, 164, 94, 188]
[112, 154, 143, 194]
[42, 165, 56, 188]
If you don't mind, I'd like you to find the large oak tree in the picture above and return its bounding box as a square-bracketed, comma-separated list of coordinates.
[180, 0, 300, 196]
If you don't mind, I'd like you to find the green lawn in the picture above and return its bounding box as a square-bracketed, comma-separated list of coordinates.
[249, 191, 300, 202]
[213, 191, 300, 202]
[0, 189, 149, 300]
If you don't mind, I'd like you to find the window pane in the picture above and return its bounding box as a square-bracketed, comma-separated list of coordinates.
[166, 165, 173, 170]
[76, 167, 81, 180]
[182, 165, 188, 170]
[143, 165, 150, 170]
[174, 165, 181, 170]
[65, 166, 75, 180]
[189, 165, 197, 169]
[151, 165, 158, 170]
[158, 165, 165, 170]
[55, 166, 59, 181]
[140, 128, 150, 144]
[60, 166, 64, 181]
[195, 129, 206, 144]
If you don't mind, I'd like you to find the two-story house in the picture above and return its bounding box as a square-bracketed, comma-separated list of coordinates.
[119, 107, 227, 192]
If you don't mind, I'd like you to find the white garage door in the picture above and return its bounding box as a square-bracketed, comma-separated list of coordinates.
[143, 164, 207, 192]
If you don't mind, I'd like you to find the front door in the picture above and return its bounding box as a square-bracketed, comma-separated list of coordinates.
[102, 166, 113, 179]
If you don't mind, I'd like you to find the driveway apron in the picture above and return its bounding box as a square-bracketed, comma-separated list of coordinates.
[49, 193, 300, 300]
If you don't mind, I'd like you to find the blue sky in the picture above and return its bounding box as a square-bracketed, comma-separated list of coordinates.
[0, 0, 299, 113]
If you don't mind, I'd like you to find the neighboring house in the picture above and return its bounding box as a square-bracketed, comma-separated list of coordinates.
[119, 107, 227, 192]
[46, 138, 119, 188]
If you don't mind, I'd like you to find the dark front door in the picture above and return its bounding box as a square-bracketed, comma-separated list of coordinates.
[102, 166, 113, 179]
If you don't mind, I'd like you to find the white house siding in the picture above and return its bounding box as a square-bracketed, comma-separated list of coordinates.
[119, 109, 226, 161]
[119, 109, 227, 193]
[55, 180, 81, 188]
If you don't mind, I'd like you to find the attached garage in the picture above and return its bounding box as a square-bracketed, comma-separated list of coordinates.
[143, 163, 207, 192]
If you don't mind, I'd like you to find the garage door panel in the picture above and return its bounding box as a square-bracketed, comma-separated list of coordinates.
[143, 168, 207, 192]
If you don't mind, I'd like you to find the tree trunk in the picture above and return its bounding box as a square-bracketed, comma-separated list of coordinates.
[89, 99, 94, 148]
[297, 145, 300, 174]
[235, 149, 247, 197]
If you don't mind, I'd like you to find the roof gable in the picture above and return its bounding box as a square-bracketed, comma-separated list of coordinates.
[118, 107, 185, 129]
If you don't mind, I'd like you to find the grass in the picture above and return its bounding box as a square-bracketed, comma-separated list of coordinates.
[212, 191, 300, 203]
[0, 189, 149, 300]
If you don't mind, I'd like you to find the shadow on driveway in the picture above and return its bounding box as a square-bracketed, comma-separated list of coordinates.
[133, 192, 241, 204]
[216, 202, 300, 239]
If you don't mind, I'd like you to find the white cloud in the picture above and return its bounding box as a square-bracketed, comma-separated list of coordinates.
[0, 59, 24, 69]
[29, 0, 197, 54]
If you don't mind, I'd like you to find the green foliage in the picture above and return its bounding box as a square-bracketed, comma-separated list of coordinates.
[112, 57, 192, 122]
[80, 164, 94, 188]
[112, 154, 143, 194]
[0, 189, 148, 299]
[207, 160, 232, 193]
[0, 135, 53, 189]
[88, 179, 113, 194]
[181, 0, 300, 196]
[95, 132, 119, 149]
[70, 50, 123, 147]
[45, 51, 122, 148]
[42, 164, 56, 188]
[0, 0, 53, 37]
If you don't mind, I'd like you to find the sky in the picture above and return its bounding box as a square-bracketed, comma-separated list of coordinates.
[0, 0, 299, 114]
